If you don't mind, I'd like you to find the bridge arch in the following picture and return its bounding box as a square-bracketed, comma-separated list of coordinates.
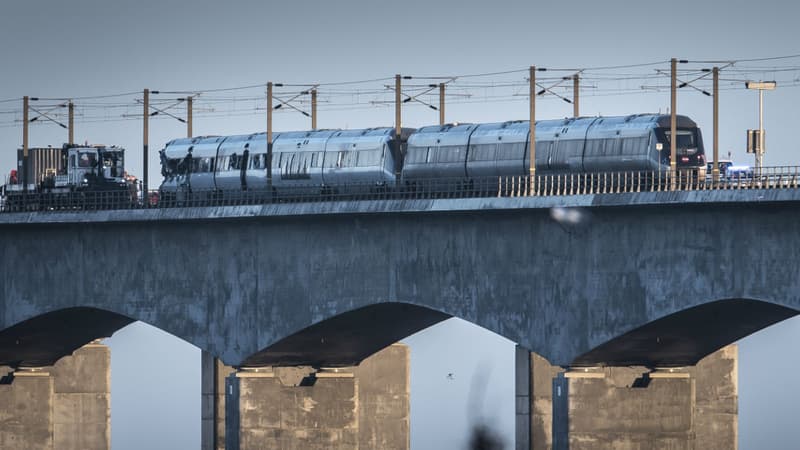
[0, 307, 134, 368]
[239, 302, 449, 367]
[572, 299, 799, 367]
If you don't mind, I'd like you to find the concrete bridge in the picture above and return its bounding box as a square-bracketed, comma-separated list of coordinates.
[1, 189, 798, 449]
[1, 189, 798, 369]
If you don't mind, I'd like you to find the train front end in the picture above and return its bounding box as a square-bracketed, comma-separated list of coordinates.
[655, 115, 706, 178]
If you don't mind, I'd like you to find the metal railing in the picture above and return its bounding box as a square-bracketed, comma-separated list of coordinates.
[2, 166, 800, 213]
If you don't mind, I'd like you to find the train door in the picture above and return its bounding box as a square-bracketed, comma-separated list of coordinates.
[240, 146, 249, 190]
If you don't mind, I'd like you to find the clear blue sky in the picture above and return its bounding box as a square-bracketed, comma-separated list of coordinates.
[3, 1, 800, 448]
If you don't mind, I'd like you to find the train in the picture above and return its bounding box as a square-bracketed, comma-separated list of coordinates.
[0, 113, 706, 210]
[158, 113, 705, 204]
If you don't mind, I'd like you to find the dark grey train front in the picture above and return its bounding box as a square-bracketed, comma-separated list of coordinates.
[158, 113, 705, 200]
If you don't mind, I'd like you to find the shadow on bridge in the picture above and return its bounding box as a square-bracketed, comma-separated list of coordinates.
[572, 299, 799, 368]
[0, 307, 134, 368]
[0, 298, 797, 370]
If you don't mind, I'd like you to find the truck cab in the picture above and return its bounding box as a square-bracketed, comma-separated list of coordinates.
[65, 145, 127, 190]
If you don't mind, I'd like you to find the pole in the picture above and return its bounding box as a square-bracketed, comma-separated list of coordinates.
[529, 66, 536, 191]
[670, 58, 677, 190]
[143, 89, 149, 204]
[267, 82, 273, 195]
[187, 96, 193, 138]
[712, 67, 719, 184]
[68, 100, 74, 145]
[573, 74, 579, 118]
[23, 96, 29, 192]
[311, 89, 317, 130]
[395, 74, 401, 137]
[395, 75, 402, 178]
[757, 89, 764, 172]
[439, 83, 445, 125]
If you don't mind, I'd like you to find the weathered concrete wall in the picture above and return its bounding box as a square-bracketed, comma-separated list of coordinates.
[202, 352, 235, 450]
[529, 352, 561, 450]
[528, 345, 738, 450]
[215, 344, 409, 450]
[692, 345, 738, 450]
[1, 191, 797, 369]
[236, 370, 359, 449]
[50, 343, 110, 450]
[0, 343, 110, 450]
[354, 344, 410, 449]
[0, 370, 53, 450]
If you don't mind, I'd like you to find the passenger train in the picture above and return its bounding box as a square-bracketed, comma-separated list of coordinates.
[158, 113, 705, 203]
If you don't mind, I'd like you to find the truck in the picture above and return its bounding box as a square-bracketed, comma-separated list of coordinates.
[2, 143, 137, 211]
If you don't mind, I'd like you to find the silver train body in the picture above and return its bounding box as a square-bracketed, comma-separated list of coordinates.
[403, 114, 704, 183]
[159, 114, 705, 199]
[159, 128, 411, 203]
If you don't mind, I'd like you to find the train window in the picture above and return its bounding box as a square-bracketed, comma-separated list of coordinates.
[342, 150, 358, 167]
[426, 147, 434, 163]
[438, 146, 463, 163]
[193, 157, 212, 173]
[405, 148, 421, 164]
[70, 155, 76, 168]
[358, 150, 380, 166]
[622, 138, 635, 156]
[469, 144, 496, 161]
[630, 137, 647, 155]
[497, 143, 523, 160]
[662, 129, 698, 153]
[78, 152, 97, 168]
[323, 152, 337, 168]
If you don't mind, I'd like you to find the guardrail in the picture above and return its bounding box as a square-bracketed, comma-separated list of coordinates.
[2, 166, 800, 213]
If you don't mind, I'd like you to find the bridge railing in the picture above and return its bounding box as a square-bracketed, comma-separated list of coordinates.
[3, 166, 800, 212]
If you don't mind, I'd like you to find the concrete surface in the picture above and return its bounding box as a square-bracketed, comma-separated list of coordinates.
[218, 344, 409, 450]
[0, 190, 797, 369]
[0, 343, 110, 450]
[526, 345, 737, 450]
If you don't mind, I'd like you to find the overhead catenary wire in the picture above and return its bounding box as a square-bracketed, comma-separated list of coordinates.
[2, 54, 800, 129]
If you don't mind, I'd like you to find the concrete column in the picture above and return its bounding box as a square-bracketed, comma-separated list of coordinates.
[529, 352, 561, 449]
[50, 343, 111, 450]
[354, 343, 410, 449]
[202, 352, 215, 450]
[200, 352, 235, 450]
[0, 342, 111, 450]
[527, 345, 738, 450]
[220, 343, 409, 450]
[515, 345, 531, 450]
[202, 352, 235, 450]
[692, 345, 738, 450]
[0, 369, 53, 450]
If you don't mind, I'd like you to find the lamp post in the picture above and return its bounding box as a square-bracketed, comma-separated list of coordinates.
[745, 80, 776, 173]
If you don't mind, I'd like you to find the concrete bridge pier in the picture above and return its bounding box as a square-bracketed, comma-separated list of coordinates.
[202, 344, 410, 450]
[517, 345, 738, 450]
[0, 342, 111, 450]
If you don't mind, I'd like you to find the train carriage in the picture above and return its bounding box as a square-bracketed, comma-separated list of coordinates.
[159, 135, 225, 205]
[214, 132, 272, 202]
[402, 123, 476, 192]
[271, 130, 334, 198]
[320, 128, 398, 195]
